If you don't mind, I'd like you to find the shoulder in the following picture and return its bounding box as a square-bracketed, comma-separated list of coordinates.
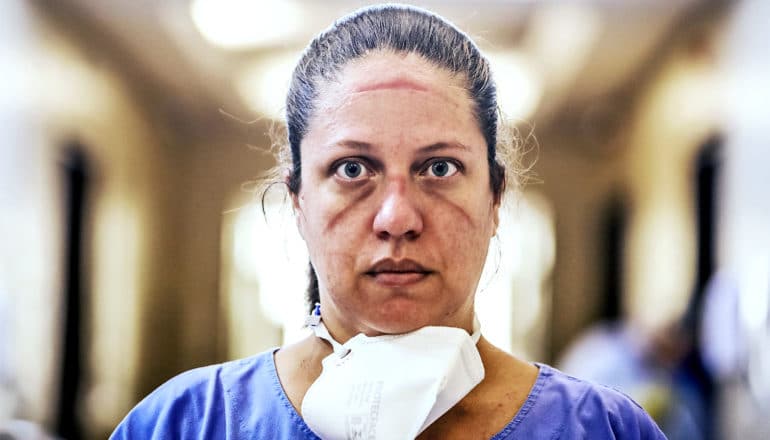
[501, 364, 666, 440]
[540, 364, 666, 439]
[110, 350, 287, 439]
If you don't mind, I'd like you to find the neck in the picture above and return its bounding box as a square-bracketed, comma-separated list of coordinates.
[318, 314, 478, 346]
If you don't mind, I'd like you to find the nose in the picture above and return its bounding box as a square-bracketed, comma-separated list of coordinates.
[372, 180, 423, 241]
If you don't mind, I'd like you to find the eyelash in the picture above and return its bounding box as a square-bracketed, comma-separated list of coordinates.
[330, 157, 463, 181]
[332, 158, 373, 181]
[419, 158, 462, 178]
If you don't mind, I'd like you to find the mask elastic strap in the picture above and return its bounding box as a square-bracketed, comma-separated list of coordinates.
[307, 303, 482, 350]
[471, 314, 482, 344]
[305, 303, 349, 356]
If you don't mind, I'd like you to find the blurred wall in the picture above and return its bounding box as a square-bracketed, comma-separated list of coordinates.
[1, 1, 180, 433]
[716, 1, 770, 437]
[1, 2, 274, 437]
[0, 1, 747, 438]
[536, 2, 724, 356]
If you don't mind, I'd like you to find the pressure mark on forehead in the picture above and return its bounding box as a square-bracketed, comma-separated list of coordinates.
[353, 78, 429, 93]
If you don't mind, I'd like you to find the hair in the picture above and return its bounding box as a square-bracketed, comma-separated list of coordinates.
[275, 4, 519, 311]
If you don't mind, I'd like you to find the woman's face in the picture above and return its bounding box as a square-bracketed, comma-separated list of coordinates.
[292, 51, 500, 339]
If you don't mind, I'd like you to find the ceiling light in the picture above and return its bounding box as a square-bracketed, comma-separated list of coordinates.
[190, 0, 303, 50]
[486, 51, 541, 122]
[236, 51, 300, 120]
[526, 3, 600, 89]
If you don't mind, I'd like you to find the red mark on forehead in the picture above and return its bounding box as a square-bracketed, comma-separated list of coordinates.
[354, 78, 429, 93]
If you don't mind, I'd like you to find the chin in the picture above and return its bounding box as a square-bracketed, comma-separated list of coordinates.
[366, 299, 445, 334]
[365, 319, 425, 336]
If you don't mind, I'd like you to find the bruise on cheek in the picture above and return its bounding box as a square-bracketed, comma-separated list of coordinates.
[421, 186, 481, 228]
[324, 183, 376, 234]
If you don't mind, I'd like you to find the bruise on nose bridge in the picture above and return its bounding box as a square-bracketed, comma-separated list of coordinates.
[384, 176, 409, 194]
[373, 177, 424, 238]
[377, 177, 422, 216]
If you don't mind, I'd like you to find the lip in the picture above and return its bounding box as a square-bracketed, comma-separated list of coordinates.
[365, 258, 433, 286]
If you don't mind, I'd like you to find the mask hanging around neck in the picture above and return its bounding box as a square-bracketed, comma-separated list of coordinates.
[300, 306, 485, 440]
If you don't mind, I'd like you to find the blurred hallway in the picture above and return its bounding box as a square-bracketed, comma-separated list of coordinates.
[1, 1, 768, 438]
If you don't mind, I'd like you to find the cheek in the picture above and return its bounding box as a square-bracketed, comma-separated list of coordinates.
[428, 185, 496, 234]
[301, 182, 374, 238]
[298, 190, 370, 273]
[432, 197, 496, 268]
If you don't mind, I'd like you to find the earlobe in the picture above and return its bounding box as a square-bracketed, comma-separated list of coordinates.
[284, 168, 306, 240]
[290, 192, 306, 240]
[290, 190, 301, 212]
[491, 202, 501, 237]
[284, 168, 299, 209]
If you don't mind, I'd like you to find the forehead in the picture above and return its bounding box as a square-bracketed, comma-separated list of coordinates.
[307, 51, 483, 150]
[318, 51, 469, 105]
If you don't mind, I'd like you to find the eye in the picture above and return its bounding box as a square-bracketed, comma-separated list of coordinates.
[334, 160, 369, 180]
[423, 159, 460, 178]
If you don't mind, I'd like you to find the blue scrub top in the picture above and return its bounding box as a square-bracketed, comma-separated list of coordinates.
[111, 349, 666, 439]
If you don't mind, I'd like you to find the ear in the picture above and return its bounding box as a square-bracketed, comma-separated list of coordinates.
[491, 199, 501, 237]
[285, 168, 306, 240]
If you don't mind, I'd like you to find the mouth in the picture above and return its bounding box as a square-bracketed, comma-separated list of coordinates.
[365, 258, 433, 286]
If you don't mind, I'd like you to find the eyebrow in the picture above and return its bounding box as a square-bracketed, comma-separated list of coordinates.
[417, 142, 472, 154]
[330, 140, 372, 151]
[329, 140, 472, 153]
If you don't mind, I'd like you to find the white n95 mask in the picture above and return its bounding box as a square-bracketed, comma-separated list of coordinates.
[300, 310, 485, 440]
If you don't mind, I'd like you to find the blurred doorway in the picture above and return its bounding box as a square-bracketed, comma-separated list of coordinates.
[55, 145, 91, 440]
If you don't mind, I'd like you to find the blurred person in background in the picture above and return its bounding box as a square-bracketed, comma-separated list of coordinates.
[558, 301, 709, 440]
[111, 5, 665, 439]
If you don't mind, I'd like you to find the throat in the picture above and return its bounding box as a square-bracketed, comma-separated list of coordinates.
[418, 339, 540, 439]
[273, 335, 329, 414]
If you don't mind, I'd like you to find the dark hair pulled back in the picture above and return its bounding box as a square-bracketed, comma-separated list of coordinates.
[284, 4, 507, 311]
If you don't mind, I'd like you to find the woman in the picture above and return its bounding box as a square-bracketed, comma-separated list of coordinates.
[112, 5, 665, 439]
